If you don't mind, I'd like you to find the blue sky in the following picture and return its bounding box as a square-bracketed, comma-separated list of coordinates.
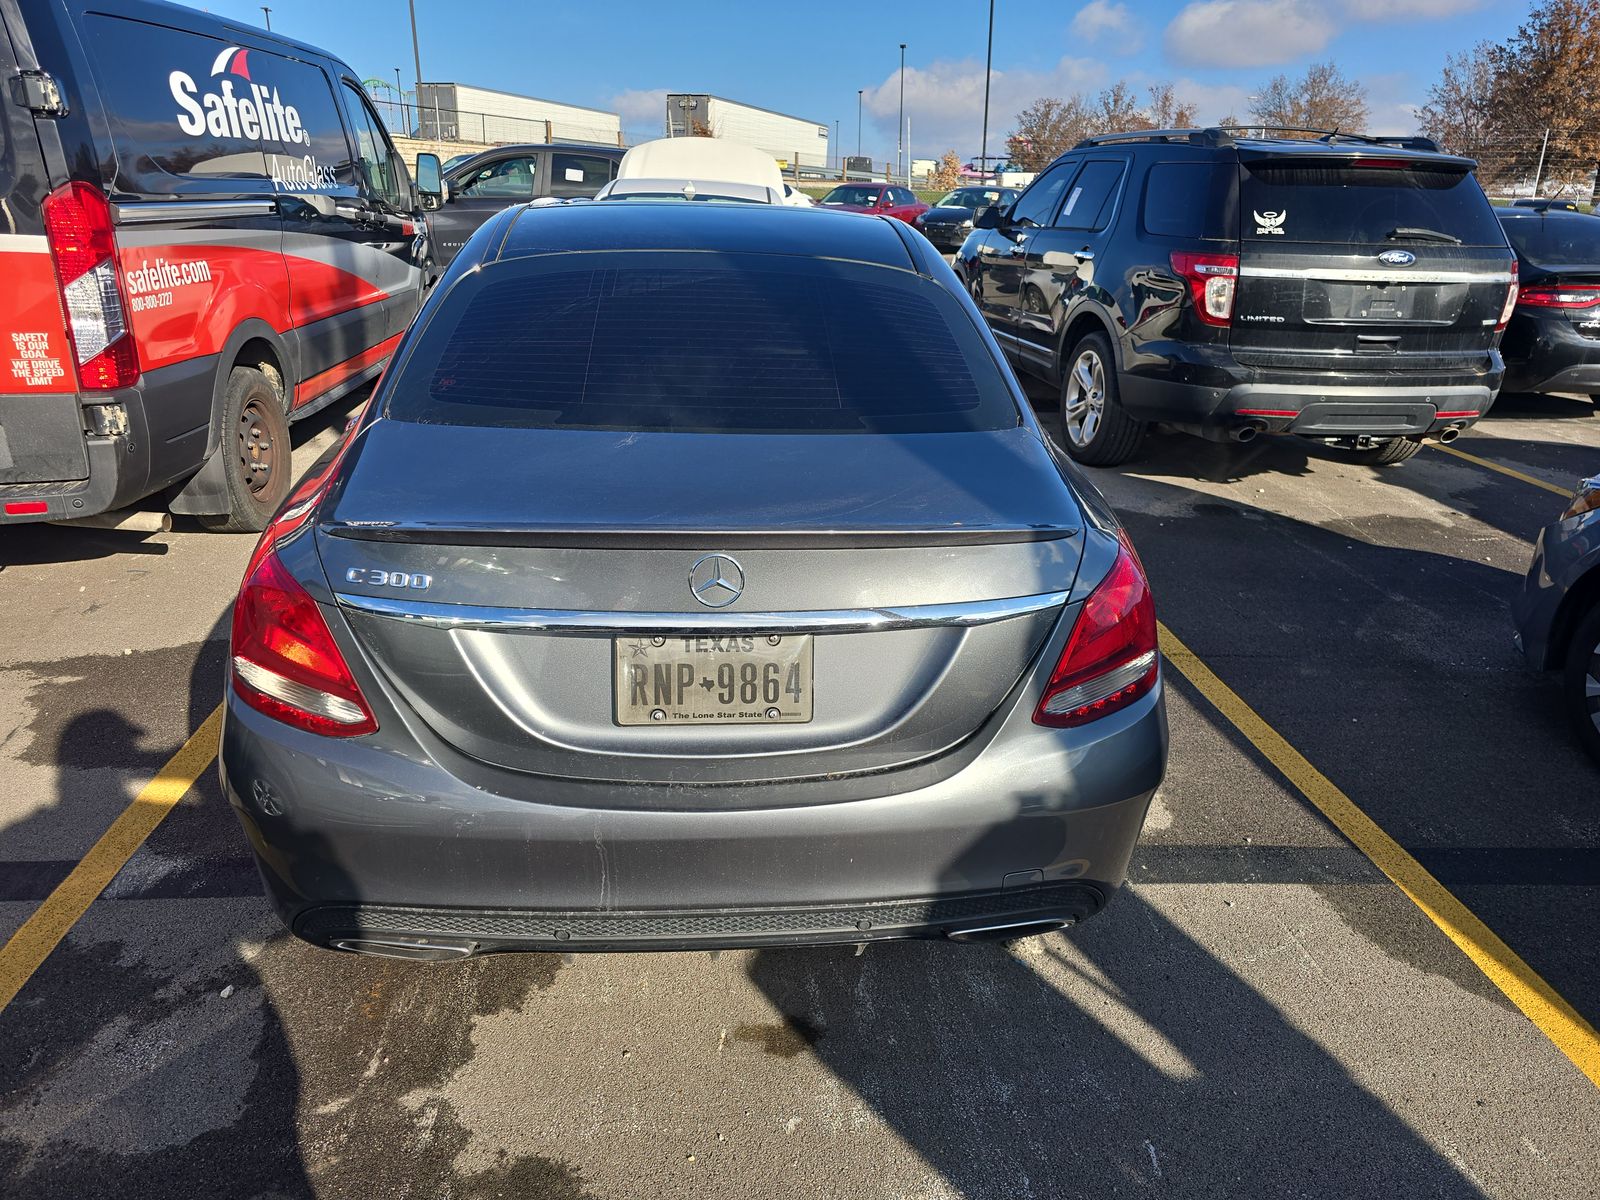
[204, 0, 1527, 160]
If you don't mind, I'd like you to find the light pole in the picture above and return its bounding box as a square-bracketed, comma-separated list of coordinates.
[260, 5, 271, 29]
[856, 90, 863, 163]
[980, 0, 994, 178]
[897, 43, 907, 185]
[408, 0, 424, 135]
[834, 119, 840, 170]
[394, 67, 404, 129]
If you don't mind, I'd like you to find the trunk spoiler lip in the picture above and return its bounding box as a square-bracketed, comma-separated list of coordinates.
[317, 521, 1080, 549]
[334, 587, 1071, 635]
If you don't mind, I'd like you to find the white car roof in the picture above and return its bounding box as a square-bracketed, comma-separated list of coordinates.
[614, 138, 785, 193]
[597, 178, 778, 204]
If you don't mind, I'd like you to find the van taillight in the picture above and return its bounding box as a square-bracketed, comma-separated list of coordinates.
[1171, 251, 1239, 327]
[1497, 259, 1519, 330]
[42, 181, 139, 390]
[1034, 534, 1159, 728]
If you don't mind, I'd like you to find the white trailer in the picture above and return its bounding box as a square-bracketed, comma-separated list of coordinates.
[665, 94, 829, 168]
[417, 83, 621, 147]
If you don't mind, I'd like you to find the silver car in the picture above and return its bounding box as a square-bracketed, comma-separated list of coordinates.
[219, 201, 1168, 960]
[1514, 475, 1600, 765]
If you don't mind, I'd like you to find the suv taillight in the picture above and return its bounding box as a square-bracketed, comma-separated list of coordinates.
[1497, 259, 1520, 330]
[41, 181, 139, 390]
[1171, 251, 1239, 327]
[1034, 535, 1159, 728]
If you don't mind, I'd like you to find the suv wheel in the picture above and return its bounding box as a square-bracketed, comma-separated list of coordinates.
[198, 366, 292, 533]
[1337, 437, 1423, 466]
[1059, 332, 1144, 466]
[1563, 603, 1600, 765]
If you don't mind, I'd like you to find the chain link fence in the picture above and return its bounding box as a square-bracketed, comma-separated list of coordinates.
[1441, 130, 1599, 204]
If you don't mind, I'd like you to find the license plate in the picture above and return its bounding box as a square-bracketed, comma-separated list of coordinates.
[614, 635, 814, 725]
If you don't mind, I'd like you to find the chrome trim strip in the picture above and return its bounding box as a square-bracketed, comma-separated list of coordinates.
[114, 200, 277, 224]
[1239, 265, 1513, 284]
[334, 589, 1070, 634]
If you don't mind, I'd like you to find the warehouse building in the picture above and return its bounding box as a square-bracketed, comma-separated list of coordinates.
[666, 94, 829, 168]
[416, 83, 622, 146]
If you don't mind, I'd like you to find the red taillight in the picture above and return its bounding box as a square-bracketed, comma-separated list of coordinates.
[41, 181, 139, 390]
[1348, 157, 1410, 169]
[1517, 284, 1600, 309]
[230, 418, 375, 737]
[1171, 251, 1238, 327]
[1034, 535, 1159, 728]
[4, 501, 50, 516]
[1497, 259, 1519, 330]
[232, 552, 377, 737]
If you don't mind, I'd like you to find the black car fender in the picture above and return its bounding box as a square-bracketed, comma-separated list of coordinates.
[1055, 297, 1125, 378]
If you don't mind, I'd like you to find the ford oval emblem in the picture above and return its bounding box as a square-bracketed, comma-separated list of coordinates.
[1378, 249, 1417, 266]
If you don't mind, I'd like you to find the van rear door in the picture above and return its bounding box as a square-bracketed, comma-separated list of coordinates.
[0, 6, 86, 489]
[1230, 152, 1514, 378]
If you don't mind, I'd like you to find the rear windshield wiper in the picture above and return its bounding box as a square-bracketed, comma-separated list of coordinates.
[1386, 226, 1462, 245]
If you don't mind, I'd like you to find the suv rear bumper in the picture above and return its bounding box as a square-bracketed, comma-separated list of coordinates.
[1119, 361, 1502, 438]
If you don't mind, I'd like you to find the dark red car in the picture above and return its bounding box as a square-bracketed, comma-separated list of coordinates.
[817, 183, 929, 225]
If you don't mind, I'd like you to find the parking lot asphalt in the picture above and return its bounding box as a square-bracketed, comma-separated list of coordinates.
[1, 390, 1598, 1199]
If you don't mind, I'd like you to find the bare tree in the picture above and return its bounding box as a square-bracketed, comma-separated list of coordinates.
[1487, 0, 1600, 195]
[930, 149, 964, 191]
[1249, 61, 1369, 133]
[1005, 96, 1091, 170]
[1417, 43, 1496, 158]
[1090, 80, 1148, 134]
[1146, 83, 1198, 129]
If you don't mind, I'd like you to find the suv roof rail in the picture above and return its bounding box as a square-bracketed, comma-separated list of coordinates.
[1074, 127, 1443, 153]
[1075, 128, 1229, 149]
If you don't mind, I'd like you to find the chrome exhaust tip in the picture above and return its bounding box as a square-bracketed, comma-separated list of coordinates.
[946, 917, 1072, 943]
[1437, 425, 1462, 443]
[329, 937, 477, 961]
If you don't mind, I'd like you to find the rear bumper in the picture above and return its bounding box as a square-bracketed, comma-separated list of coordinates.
[1119, 355, 1503, 437]
[1502, 320, 1600, 395]
[220, 675, 1167, 955]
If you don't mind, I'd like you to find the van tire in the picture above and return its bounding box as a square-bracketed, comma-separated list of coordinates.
[1058, 332, 1144, 466]
[198, 366, 291, 533]
[1563, 603, 1600, 766]
[1342, 437, 1423, 466]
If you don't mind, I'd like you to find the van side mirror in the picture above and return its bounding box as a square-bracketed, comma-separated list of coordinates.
[414, 153, 443, 209]
[974, 204, 1005, 230]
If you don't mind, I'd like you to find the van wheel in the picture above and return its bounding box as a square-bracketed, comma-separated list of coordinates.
[1563, 604, 1600, 766]
[1059, 332, 1143, 466]
[198, 366, 291, 533]
[1341, 437, 1423, 466]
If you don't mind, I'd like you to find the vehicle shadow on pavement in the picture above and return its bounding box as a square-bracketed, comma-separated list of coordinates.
[747, 887, 1487, 1199]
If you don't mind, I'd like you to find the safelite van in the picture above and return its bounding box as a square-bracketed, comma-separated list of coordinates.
[0, 0, 441, 530]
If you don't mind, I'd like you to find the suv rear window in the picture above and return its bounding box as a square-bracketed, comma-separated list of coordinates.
[388, 253, 1020, 434]
[1501, 216, 1600, 267]
[1143, 162, 1235, 238]
[1241, 159, 1504, 246]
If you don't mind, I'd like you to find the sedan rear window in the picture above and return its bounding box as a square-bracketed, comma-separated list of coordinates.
[387, 253, 1020, 434]
[1241, 160, 1505, 246]
[1501, 215, 1600, 267]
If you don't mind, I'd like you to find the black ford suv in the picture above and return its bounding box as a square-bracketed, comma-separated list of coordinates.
[955, 128, 1517, 466]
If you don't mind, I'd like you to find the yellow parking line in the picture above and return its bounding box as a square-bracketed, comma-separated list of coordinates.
[0, 704, 223, 1015]
[1430, 442, 1573, 498]
[1158, 622, 1600, 1089]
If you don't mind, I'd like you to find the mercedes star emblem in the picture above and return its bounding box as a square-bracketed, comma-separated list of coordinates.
[689, 554, 745, 608]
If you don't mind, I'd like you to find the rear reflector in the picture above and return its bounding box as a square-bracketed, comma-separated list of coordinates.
[1034, 534, 1159, 728]
[1171, 251, 1238, 327]
[1435, 410, 1479, 419]
[4, 501, 50, 516]
[41, 181, 139, 390]
[1236, 408, 1298, 418]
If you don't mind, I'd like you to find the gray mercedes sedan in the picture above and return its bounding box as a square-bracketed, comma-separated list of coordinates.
[219, 201, 1168, 960]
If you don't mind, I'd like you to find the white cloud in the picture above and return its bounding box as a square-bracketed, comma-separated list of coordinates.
[1164, 0, 1336, 68]
[861, 56, 1107, 158]
[1341, 0, 1484, 17]
[1071, 0, 1142, 52]
[609, 88, 668, 131]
